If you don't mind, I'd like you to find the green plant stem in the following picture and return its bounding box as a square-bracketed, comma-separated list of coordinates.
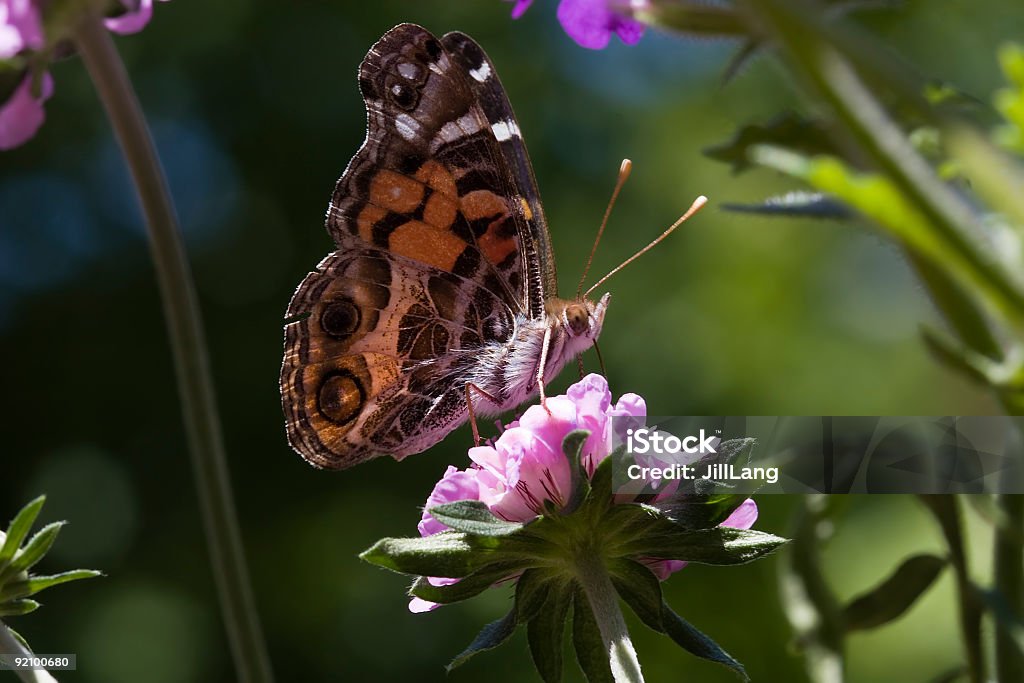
[71, 14, 274, 683]
[995, 492, 1024, 683]
[919, 496, 985, 683]
[779, 495, 844, 683]
[0, 621, 57, 683]
[575, 553, 644, 683]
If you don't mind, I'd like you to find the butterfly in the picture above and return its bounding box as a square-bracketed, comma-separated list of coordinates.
[280, 24, 700, 469]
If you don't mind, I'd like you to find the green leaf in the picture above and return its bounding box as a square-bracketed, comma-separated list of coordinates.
[426, 501, 524, 537]
[653, 494, 749, 531]
[562, 430, 591, 515]
[446, 607, 519, 672]
[408, 560, 526, 605]
[580, 451, 616, 523]
[842, 554, 947, 631]
[572, 586, 614, 683]
[704, 113, 839, 173]
[609, 559, 664, 630]
[994, 43, 1024, 154]
[661, 602, 749, 680]
[0, 570, 101, 602]
[0, 599, 39, 617]
[516, 567, 568, 623]
[3, 522, 63, 577]
[0, 496, 45, 567]
[619, 526, 788, 566]
[722, 192, 854, 219]
[527, 578, 574, 683]
[359, 531, 537, 578]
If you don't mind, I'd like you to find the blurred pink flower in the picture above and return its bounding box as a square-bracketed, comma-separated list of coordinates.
[0, 0, 171, 150]
[0, 72, 52, 150]
[410, 374, 758, 611]
[507, 0, 646, 50]
[0, 0, 43, 58]
[105, 0, 172, 35]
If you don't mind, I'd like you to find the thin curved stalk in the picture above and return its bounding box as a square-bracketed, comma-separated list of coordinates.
[0, 621, 58, 683]
[71, 13, 274, 683]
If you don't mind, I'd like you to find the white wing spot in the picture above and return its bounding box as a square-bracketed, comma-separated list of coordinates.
[469, 61, 492, 83]
[397, 62, 419, 80]
[491, 120, 520, 142]
[395, 113, 419, 141]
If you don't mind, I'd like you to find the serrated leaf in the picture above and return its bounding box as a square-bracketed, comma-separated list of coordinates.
[427, 501, 524, 536]
[360, 531, 537, 578]
[0, 496, 45, 567]
[619, 527, 788, 566]
[447, 607, 518, 672]
[609, 559, 663, 630]
[0, 570, 101, 602]
[527, 578, 574, 683]
[0, 599, 39, 617]
[409, 560, 526, 605]
[572, 586, 614, 683]
[4, 522, 62, 576]
[722, 192, 854, 219]
[661, 602, 748, 680]
[842, 554, 947, 631]
[704, 113, 839, 173]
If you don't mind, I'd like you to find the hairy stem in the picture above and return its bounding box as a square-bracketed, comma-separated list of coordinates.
[0, 621, 58, 683]
[575, 553, 644, 683]
[71, 14, 274, 683]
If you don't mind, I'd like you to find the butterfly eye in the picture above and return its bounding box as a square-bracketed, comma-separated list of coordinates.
[320, 299, 361, 339]
[422, 37, 443, 61]
[385, 77, 418, 110]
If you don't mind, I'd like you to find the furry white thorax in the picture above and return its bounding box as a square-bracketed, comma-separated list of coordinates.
[467, 293, 611, 416]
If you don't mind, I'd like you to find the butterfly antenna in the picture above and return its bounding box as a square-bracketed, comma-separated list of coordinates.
[584, 195, 708, 299]
[577, 159, 633, 299]
[593, 340, 607, 377]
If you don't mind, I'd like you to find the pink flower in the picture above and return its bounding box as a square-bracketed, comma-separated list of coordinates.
[508, 0, 646, 50]
[0, 0, 43, 58]
[104, 0, 172, 35]
[0, 72, 52, 150]
[411, 374, 759, 611]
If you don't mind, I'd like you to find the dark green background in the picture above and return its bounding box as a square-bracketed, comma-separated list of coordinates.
[0, 1, 1019, 681]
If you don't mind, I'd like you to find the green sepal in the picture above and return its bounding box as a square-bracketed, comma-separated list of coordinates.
[561, 430, 591, 515]
[0, 570, 102, 603]
[516, 567, 568, 623]
[446, 607, 519, 672]
[842, 554, 947, 632]
[0, 496, 46, 567]
[572, 586, 613, 683]
[426, 500, 523, 536]
[527, 578, 574, 683]
[408, 560, 529, 605]
[0, 600, 39, 617]
[360, 531, 540, 578]
[661, 601, 749, 681]
[653, 494, 749, 531]
[618, 525, 788, 566]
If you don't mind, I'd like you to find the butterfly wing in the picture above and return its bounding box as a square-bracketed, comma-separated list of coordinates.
[281, 24, 553, 469]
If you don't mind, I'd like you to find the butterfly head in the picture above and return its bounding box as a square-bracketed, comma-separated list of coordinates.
[554, 293, 610, 348]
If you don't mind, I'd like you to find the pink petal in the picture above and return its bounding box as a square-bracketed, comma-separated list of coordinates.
[0, 0, 44, 58]
[507, 0, 534, 19]
[0, 72, 53, 150]
[557, 0, 644, 50]
[104, 0, 158, 35]
[722, 498, 758, 530]
[417, 466, 483, 537]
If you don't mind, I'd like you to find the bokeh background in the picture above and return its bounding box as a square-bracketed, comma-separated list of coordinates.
[1, 1, 1021, 681]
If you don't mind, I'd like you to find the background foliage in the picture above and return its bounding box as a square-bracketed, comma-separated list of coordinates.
[0, 1, 1021, 681]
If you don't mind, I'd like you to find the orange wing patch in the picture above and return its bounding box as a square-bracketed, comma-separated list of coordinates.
[414, 160, 458, 197]
[370, 169, 425, 214]
[389, 220, 466, 271]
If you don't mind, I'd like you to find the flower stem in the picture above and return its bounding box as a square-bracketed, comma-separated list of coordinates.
[575, 552, 644, 683]
[71, 14, 274, 683]
[995, 492, 1024, 683]
[0, 620, 58, 683]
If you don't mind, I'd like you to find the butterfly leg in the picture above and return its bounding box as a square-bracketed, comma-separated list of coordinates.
[465, 382, 502, 446]
[537, 325, 553, 415]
